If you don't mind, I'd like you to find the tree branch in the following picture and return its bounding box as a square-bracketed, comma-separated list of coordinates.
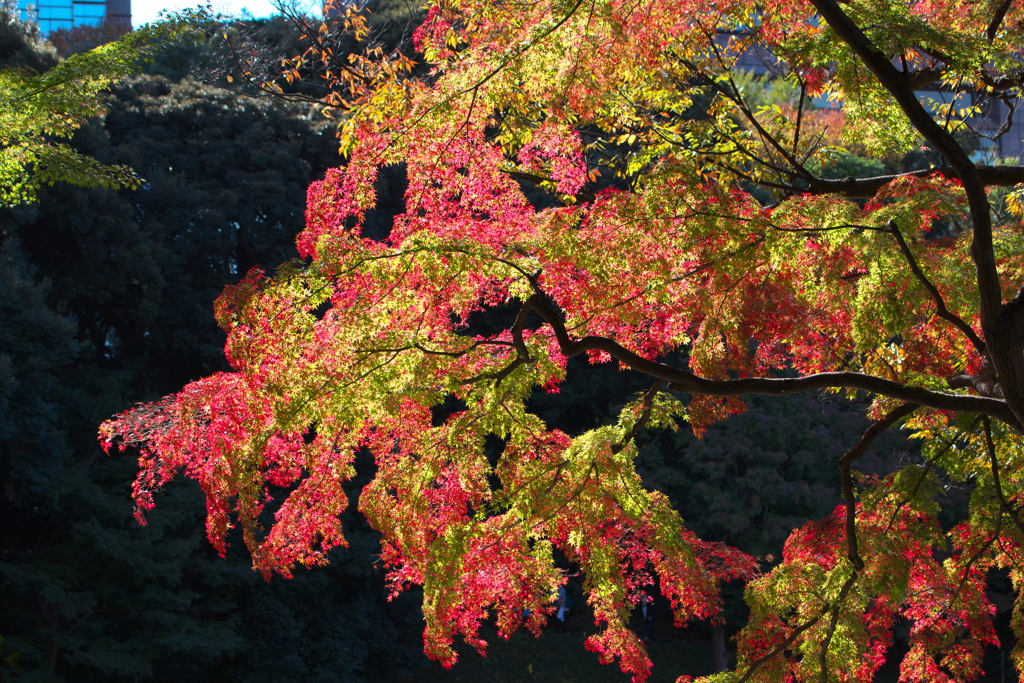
[808, 0, 1001, 331]
[883, 418, 979, 537]
[816, 404, 917, 681]
[807, 0, 1024, 438]
[984, 417, 1024, 540]
[807, 166, 1024, 198]
[611, 379, 664, 454]
[887, 220, 986, 354]
[517, 294, 1020, 428]
[987, 0, 1015, 42]
[838, 402, 919, 571]
[681, 56, 817, 184]
[817, 572, 860, 683]
[463, 297, 536, 384]
[736, 613, 824, 683]
[502, 169, 597, 202]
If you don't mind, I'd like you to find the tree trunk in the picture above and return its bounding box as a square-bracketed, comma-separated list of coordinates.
[712, 624, 729, 673]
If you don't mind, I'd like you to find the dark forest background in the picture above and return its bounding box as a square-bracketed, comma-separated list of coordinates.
[0, 8, 969, 681]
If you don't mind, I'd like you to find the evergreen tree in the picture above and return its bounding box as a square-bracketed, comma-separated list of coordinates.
[1, 28, 426, 679]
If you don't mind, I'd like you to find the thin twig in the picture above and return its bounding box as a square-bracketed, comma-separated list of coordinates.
[818, 572, 859, 683]
[838, 402, 919, 570]
[887, 220, 986, 354]
[736, 613, 823, 683]
[985, 417, 1024, 539]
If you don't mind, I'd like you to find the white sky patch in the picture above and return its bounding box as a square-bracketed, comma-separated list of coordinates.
[131, 0, 286, 27]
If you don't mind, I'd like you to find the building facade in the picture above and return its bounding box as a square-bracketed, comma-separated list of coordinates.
[17, 0, 130, 36]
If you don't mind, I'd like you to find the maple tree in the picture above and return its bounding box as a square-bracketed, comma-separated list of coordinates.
[101, 0, 1024, 681]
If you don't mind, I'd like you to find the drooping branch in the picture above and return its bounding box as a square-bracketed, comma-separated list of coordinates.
[514, 293, 1020, 428]
[611, 379, 664, 454]
[731, 570, 860, 683]
[817, 403, 917, 681]
[883, 417, 979, 537]
[817, 572, 860, 683]
[938, 421, 1011, 618]
[945, 514, 1001, 615]
[462, 299, 537, 384]
[736, 612, 824, 683]
[355, 339, 514, 358]
[837, 402, 919, 572]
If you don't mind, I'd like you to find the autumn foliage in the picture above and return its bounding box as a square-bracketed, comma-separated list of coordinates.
[102, 0, 1024, 680]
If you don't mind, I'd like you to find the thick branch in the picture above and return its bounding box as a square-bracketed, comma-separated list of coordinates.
[987, 0, 1015, 42]
[517, 294, 1020, 428]
[950, 354, 1005, 399]
[808, 165, 1024, 198]
[905, 66, 945, 90]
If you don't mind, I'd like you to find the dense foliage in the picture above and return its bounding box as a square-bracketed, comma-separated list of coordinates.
[0, 15, 437, 681]
[101, 0, 1024, 681]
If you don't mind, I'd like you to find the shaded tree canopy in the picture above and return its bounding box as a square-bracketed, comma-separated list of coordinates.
[103, 1, 1024, 681]
[0, 9, 210, 205]
[1, 20, 432, 680]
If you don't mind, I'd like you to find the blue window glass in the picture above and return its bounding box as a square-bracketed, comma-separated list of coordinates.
[38, 0, 73, 13]
[39, 18, 72, 32]
[74, 3, 106, 18]
[44, 8, 74, 21]
[18, 0, 128, 35]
